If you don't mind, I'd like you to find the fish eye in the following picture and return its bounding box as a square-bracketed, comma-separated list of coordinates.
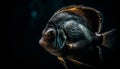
[44, 29, 56, 40]
[49, 31, 56, 38]
[45, 33, 51, 39]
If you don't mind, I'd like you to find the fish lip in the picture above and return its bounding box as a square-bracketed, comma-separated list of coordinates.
[39, 38, 46, 47]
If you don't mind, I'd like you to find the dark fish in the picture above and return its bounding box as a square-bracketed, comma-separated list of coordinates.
[39, 5, 115, 69]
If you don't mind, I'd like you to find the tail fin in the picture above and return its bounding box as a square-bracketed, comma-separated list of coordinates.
[102, 28, 116, 48]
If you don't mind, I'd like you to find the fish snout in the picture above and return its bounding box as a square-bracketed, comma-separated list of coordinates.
[39, 38, 47, 47]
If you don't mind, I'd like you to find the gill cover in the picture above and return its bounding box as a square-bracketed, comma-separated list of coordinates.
[55, 28, 67, 50]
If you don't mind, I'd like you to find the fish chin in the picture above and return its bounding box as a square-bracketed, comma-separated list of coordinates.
[47, 49, 62, 56]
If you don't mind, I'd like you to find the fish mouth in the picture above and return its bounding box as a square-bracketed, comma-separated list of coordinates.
[39, 38, 47, 47]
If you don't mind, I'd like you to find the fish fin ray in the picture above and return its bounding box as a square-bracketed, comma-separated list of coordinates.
[58, 57, 68, 69]
[102, 28, 116, 48]
[67, 58, 94, 68]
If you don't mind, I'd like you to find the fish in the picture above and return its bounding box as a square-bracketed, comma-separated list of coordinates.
[39, 5, 116, 69]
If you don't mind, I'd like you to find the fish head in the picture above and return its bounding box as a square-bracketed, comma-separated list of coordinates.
[39, 22, 67, 56]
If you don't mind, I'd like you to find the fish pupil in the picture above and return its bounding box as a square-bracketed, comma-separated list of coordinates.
[45, 31, 56, 41]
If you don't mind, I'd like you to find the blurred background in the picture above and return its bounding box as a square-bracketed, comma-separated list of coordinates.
[9, 0, 118, 68]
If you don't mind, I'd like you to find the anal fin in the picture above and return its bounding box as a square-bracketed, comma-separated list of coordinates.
[67, 58, 94, 68]
[58, 57, 68, 69]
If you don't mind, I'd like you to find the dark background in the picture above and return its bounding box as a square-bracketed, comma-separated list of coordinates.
[9, 0, 118, 68]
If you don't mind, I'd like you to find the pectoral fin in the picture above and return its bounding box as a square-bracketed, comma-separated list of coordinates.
[58, 57, 68, 69]
[67, 58, 94, 68]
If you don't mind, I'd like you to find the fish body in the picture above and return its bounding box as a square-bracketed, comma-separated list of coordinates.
[39, 5, 115, 69]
